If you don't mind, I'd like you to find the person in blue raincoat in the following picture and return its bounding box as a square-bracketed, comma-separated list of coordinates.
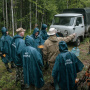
[30, 28, 44, 52]
[21, 36, 44, 90]
[0, 27, 15, 73]
[40, 24, 49, 41]
[6, 30, 15, 68]
[11, 28, 26, 89]
[52, 41, 84, 90]
[25, 35, 35, 48]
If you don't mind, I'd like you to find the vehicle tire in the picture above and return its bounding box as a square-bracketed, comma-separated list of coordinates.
[81, 36, 84, 42]
[75, 37, 80, 46]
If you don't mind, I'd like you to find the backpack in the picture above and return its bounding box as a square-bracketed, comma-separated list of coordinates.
[0, 36, 9, 54]
[11, 39, 17, 60]
[3, 38, 9, 54]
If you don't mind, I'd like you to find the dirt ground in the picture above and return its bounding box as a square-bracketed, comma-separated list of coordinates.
[0, 37, 90, 90]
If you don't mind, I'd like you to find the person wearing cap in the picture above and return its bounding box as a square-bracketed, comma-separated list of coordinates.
[43, 28, 75, 84]
[0, 27, 15, 73]
[52, 41, 84, 90]
[20, 35, 44, 90]
[39, 24, 49, 41]
[11, 27, 26, 89]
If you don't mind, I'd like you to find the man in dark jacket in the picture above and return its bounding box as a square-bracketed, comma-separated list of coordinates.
[40, 24, 49, 41]
[21, 36, 44, 90]
[52, 41, 84, 90]
[11, 27, 25, 89]
[0, 27, 14, 73]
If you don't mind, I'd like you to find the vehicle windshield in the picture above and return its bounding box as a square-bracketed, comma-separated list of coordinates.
[53, 16, 75, 26]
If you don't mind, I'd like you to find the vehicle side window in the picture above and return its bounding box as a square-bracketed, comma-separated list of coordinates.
[76, 17, 82, 25]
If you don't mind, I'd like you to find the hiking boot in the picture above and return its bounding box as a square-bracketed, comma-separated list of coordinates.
[25, 84, 29, 89]
[21, 84, 25, 90]
[11, 61, 15, 68]
[11, 65, 16, 68]
[50, 82, 54, 87]
[7, 68, 12, 73]
[16, 80, 19, 86]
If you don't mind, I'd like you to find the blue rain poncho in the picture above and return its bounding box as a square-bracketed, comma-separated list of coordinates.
[25, 35, 35, 48]
[30, 28, 44, 52]
[21, 36, 44, 88]
[0, 27, 13, 63]
[11, 34, 25, 66]
[52, 41, 84, 90]
[40, 24, 49, 41]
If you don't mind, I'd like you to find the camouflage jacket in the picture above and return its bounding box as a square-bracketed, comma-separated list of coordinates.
[43, 34, 75, 63]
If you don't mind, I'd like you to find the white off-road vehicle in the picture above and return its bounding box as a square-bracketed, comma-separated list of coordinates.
[50, 8, 90, 46]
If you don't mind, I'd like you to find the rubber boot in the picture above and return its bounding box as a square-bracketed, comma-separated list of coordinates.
[7, 68, 12, 73]
[5, 63, 12, 73]
[21, 84, 25, 90]
[50, 82, 54, 87]
[11, 61, 15, 68]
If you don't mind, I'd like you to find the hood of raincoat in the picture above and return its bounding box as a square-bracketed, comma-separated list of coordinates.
[41, 24, 47, 34]
[13, 34, 24, 40]
[32, 28, 39, 38]
[25, 35, 34, 47]
[39, 24, 48, 41]
[1, 27, 7, 36]
[41, 24, 47, 30]
[59, 41, 68, 52]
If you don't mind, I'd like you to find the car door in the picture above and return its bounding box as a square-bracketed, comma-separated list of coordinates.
[74, 16, 85, 37]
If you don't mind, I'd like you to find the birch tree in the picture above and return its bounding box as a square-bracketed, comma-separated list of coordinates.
[29, 0, 32, 33]
[11, 0, 14, 36]
[14, 0, 17, 30]
[3, 0, 5, 27]
[6, 0, 8, 29]
[36, 0, 37, 24]
[67, 0, 68, 8]
[20, 0, 22, 27]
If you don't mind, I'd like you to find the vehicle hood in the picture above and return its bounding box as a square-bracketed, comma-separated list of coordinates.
[50, 25, 73, 35]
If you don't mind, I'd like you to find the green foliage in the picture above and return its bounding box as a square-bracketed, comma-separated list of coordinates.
[0, 37, 90, 89]
[0, 72, 16, 89]
[0, 0, 90, 34]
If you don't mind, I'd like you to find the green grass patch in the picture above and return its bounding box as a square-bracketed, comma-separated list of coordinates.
[0, 37, 90, 90]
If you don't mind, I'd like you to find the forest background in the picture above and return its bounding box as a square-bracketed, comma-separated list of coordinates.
[0, 0, 90, 36]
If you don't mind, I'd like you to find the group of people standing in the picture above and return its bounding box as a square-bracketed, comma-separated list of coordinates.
[0, 24, 84, 90]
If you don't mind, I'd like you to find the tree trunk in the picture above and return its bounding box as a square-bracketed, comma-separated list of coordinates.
[41, 9, 44, 28]
[20, 0, 22, 27]
[30, 0, 32, 33]
[11, 0, 14, 36]
[67, 0, 68, 8]
[14, 8, 17, 31]
[6, 0, 8, 29]
[3, 0, 5, 27]
[15, 0, 17, 30]
[36, 0, 37, 24]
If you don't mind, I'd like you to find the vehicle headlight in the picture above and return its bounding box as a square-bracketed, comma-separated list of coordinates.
[64, 30, 68, 36]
